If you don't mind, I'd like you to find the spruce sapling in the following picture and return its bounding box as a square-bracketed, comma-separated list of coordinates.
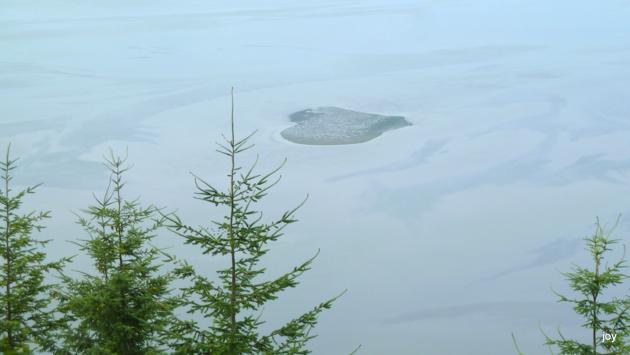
[166, 90, 340, 354]
[56, 152, 177, 354]
[0, 145, 69, 353]
[544, 218, 628, 354]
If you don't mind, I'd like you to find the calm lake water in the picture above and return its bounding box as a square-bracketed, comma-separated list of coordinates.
[2, 0, 630, 353]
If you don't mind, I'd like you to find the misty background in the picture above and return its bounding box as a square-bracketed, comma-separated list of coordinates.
[2, 0, 630, 353]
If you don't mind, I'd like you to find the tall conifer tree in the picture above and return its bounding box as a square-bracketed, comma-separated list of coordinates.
[167, 91, 339, 354]
[0, 146, 68, 353]
[544, 218, 628, 354]
[56, 152, 177, 354]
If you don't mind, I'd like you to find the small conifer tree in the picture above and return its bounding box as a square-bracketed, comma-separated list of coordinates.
[544, 218, 628, 354]
[166, 91, 339, 354]
[0, 145, 69, 353]
[55, 152, 177, 354]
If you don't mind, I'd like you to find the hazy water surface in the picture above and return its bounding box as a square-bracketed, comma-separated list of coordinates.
[2, 0, 630, 353]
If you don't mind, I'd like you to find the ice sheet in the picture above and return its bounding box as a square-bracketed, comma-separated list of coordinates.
[281, 107, 411, 145]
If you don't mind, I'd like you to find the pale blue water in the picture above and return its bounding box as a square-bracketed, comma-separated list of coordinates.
[2, 0, 630, 353]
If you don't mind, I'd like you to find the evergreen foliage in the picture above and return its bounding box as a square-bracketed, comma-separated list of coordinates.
[166, 91, 339, 354]
[0, 145, 69, 354]
[54, 152, 177, 354]
[544, 218, 629, 354]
